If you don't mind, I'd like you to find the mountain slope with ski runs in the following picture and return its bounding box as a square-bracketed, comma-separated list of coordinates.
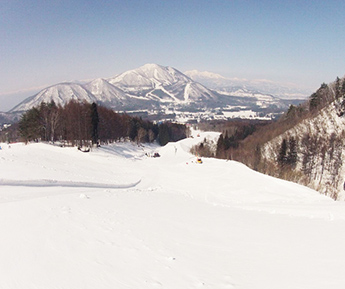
[1, 130, 345, 288]
[9, 64, 307, 121]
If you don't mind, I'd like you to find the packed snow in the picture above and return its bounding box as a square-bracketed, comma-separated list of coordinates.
[1, 131, 345, 289]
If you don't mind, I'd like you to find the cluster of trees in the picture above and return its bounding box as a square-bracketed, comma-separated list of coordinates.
[277, 137, 297, 168]
[300, 132, 343, 198]
[215, 121, 269, 159]
[190, 120, 271, 162]
[308, 77, 345, 116]
[157, 122, 188, 146]
[275, 132, 343, 199]
[17, 100, 188, 146]
[289, 77, 345, 118]
[190, 137, 217, 158]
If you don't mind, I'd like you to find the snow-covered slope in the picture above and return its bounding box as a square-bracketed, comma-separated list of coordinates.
[110, 63, 190, 89]
[1, 134, 345, 288]
[84, 78, 129, 104]
[11, 83, 97, 112]
[109, 63, 218, 103]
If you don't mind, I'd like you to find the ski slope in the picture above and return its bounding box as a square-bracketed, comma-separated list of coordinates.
[1, 132, 345, 289]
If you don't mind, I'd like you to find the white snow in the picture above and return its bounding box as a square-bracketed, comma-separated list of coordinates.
[1, 133, 345, 289]
[184, 83, 191, 101]
[221, 109, 273, 120]
[184, 70, 226, 80]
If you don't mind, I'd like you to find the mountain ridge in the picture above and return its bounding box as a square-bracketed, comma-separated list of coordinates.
[4, 64, 307, 123]
[185, 69, 312, 100]
[10, 64, 221, 113]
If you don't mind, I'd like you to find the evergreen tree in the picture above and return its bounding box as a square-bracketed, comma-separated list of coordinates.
[128, 118, 139, 141]
[278, 138, 288, 167]
[341, 79, 345, 96]
[216, 134, 225, 158]
[253, 144, 261, 171]
[158, 123, 170, 146]
[287, 137, 298, 167]
[91, 102, 99, 145]
[19, 107, 41, 143]
[335, 77, 341, 99]
[309, 93, 320, 110]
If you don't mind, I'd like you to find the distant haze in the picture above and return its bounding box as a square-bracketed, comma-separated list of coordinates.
[0, 89, 41, 112]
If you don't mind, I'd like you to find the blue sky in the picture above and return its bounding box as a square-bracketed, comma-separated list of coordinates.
[1, 0, 345, 111]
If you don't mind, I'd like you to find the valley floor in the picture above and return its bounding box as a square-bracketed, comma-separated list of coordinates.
[1, 132, 345, 289]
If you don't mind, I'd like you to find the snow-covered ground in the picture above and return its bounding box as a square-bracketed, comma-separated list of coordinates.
[1, 131, 345, 289]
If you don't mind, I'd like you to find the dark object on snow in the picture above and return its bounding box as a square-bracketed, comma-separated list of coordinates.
[153, 152, 160, 158]
[78, 146, 90, 153]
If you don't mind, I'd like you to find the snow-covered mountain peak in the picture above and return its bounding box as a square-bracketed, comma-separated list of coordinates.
[139, 63, 166, 73]
[10, 83, 97, 112]
[185, 70, 226, 80]
[109, 63, 191, 90]
[105, 64, 218, 103]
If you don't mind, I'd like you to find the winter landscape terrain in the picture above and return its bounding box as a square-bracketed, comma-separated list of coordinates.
[1, 130, 345, 289]
[1, 64, 307, 125]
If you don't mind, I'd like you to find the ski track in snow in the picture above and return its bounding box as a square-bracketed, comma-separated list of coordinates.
[0, 178, 141, 188]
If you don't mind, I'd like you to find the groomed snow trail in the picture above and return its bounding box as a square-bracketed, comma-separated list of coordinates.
[1, 134, 345, 289]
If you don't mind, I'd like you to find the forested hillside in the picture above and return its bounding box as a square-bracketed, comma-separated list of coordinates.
[213, 77, 345, 200]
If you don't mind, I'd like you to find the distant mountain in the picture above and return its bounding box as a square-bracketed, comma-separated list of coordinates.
[108, 63, 219, 103]
[184, 70, 312, 100]
[7, 63, 306, 122]
[11, 83, 97, 112]
[0, 112, 20, 126]
[11, 64, 220, 113]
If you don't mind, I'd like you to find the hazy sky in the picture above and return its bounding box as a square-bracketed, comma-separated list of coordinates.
[1, 0, 345, 111]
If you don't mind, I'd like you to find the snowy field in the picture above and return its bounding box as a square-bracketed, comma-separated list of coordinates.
[1, 131, 345, 289]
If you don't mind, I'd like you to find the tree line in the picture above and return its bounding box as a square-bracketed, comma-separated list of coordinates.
[16, 100, 188, 146]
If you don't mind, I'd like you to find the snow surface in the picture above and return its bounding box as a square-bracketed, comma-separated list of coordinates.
[1, 132, 345, 289]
